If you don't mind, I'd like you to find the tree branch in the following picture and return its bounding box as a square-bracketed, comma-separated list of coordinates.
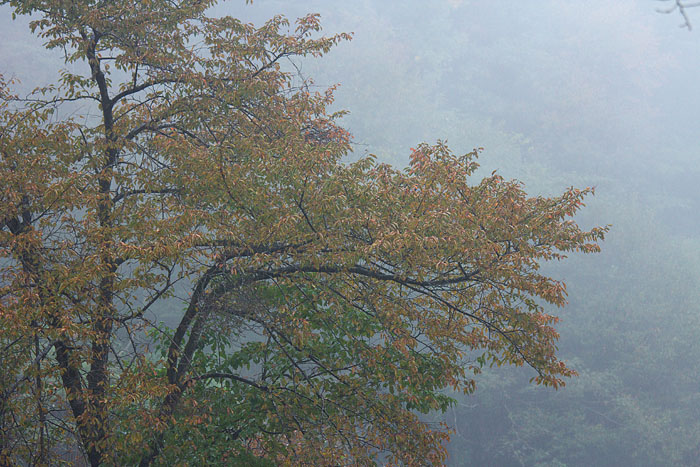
[657, 0, 700, 29]
[187, 372, 270, 392]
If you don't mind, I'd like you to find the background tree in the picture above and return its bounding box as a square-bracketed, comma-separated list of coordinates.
[0, 0, 605, 465]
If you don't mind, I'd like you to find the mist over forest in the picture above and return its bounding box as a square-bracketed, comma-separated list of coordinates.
[2, 1, 700, 465]
[217, 4, 700, 463]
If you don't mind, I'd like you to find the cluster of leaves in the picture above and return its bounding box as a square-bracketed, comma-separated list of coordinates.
[0, 1, 605, 465]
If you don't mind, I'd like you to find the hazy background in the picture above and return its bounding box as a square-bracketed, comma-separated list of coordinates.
[3, 1, 700, 465]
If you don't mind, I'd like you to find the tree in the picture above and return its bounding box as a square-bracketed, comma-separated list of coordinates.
[0, 1, 606, 465]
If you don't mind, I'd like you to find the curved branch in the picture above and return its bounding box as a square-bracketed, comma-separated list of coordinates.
[187, 372, 270, 393]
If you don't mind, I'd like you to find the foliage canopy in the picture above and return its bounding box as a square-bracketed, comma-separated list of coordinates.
[0, 0, 605, 465]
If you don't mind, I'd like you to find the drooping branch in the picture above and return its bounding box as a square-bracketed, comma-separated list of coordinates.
[239, 263, 482, 290]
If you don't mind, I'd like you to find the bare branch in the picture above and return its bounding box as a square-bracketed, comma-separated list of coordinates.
[656, 0, 700, 30]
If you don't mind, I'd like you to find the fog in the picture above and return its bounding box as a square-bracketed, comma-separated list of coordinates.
[3, 1, 700, 465]
[217, 2, 700, 465]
